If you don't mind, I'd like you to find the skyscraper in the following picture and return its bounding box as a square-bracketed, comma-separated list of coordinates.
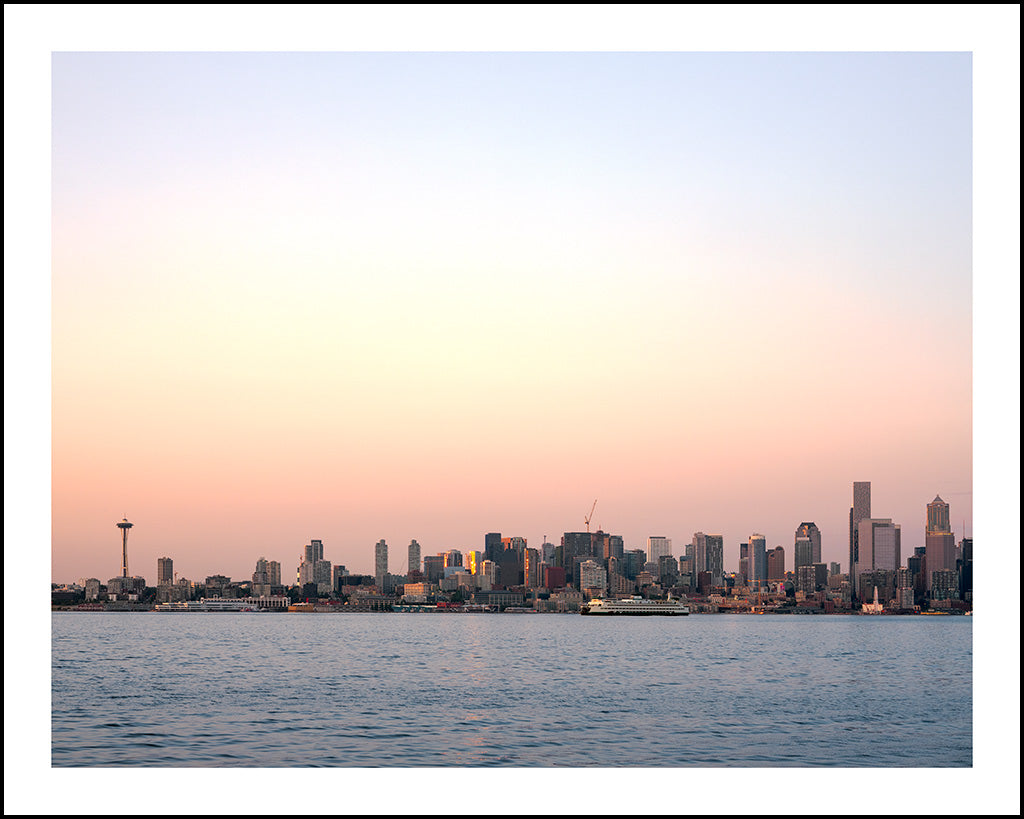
[423, 554, 444, 583]
[561, 532, 593, 586]
[408, 540, 421, 574]
[706, 535, 724, 586]
[157, 556, 173, 586]
[767, 546, 786, 581]
[849, 482, 871, 594]
[648, 536, 672, 564]
[604, 534, 624, 562]
[794, 537, 814, 575]
[465, 550, 483, 575]
[926, 495, 951, 534]
[855, 518, 901, 598]
[958, 537, 972, 602]
[692, 532, 724, 585]
[924, 495, 956, 593]
[747, 534, 767, 587]
[253, 557, 272, 596]
[484, 532, 503, 563]
[524, 547, 541, 588]
[299, 540, 326, 589]
[374, 539, 388, 590]
[795, 522, 822, 564]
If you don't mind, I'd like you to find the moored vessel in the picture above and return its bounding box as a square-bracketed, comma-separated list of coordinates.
[580, 596, 689, 616]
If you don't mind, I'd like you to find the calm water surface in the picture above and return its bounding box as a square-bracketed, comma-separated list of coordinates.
[51, 612, 971, 767]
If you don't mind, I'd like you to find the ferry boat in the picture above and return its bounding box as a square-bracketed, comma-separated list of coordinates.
[580, 596, 689, 616]
[154, 599, 264, 612]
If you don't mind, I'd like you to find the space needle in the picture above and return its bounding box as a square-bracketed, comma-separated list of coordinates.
[117, 517, 133, 578]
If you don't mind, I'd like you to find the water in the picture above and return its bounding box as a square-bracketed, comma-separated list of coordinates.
[51, 612, 971, 767]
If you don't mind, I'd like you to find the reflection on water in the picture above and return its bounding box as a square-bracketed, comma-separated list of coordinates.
[52, 613, 971, 767]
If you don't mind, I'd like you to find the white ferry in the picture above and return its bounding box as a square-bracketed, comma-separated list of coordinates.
[580, 596, 689, 616]
[154, 599, 262, 612]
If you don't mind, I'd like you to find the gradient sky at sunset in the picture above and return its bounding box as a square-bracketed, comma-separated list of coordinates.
[50, 51, 974, 582]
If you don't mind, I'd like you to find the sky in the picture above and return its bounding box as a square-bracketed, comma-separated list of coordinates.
[49, 50, 975, 582]
[5, 5, 1019, 816]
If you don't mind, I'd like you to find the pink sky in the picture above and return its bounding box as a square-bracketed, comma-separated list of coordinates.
[47, 51, 978, 583]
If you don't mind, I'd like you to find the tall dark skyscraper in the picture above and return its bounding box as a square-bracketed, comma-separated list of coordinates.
[795, 522, 822, 564]
[849, 482, 871, 596]
[484, 532, 502, 563]
[561, 532, 594, 587]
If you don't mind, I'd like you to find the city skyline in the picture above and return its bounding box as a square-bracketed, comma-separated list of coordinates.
[61, 484, 971, 585]
[49, 50, 973, 583]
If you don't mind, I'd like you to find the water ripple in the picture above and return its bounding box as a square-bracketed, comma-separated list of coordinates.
[52, 612, 971, 767]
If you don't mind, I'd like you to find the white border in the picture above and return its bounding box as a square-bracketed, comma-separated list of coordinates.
[6, 5, 1020, 816]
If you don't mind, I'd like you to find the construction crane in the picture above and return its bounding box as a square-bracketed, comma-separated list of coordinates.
[585, 499, 597, 534]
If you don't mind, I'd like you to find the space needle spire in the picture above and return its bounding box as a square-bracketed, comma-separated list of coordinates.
[117, 517, 134, 578]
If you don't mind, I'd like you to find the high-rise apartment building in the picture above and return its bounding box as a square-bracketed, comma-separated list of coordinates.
[374, 539, 388, 590]
[253, 557, 272, 596]
[648, 537, 672, 564]
[408, 540, 421, 574]
[157, 557, 174, 586]
[692, 533, 724, 585]
[578, 560, 607, 594]
[444, 549, 463, 568]
[849, 482, 871, 593]
[305, 539, 324, 564]
[298, 540, 327, 589]
[314, 559, 332, 594]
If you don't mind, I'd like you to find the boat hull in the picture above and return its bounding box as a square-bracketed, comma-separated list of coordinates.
[580, 609, 688, 616]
